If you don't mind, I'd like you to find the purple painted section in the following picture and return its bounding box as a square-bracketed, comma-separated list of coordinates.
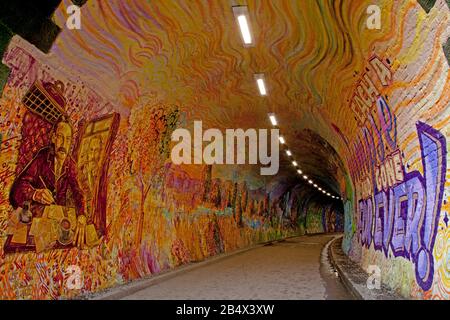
[357, 122, 447, 291]
[349, 97, 398, 183]
[373, 191, 384, 251]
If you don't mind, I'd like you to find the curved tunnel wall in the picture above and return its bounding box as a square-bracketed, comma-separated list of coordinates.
[0, 48, 341, 299]
[0, 0, 447, 300]
[0, 41, 341, 298]
[338, 1, 450, 299]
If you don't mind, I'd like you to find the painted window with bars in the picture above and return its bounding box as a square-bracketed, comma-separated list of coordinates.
[21, 81, 67, 124]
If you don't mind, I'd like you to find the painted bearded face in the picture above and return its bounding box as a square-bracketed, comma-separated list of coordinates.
[52, 122, 73, 162]
[88, 137, 101, 164]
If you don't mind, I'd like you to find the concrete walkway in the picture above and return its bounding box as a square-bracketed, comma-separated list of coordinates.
[109, 234, 353, 300]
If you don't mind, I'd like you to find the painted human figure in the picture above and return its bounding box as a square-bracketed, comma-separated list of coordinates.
[79, 135, 102, 230]
[9, 121, 88, 248]
[328, 211, 336, 233]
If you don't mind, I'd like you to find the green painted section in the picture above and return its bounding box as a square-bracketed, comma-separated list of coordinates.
[0, 0, 61, 53]
[417, 0, 437, 13]
[444, 37, 450, 66]
[0, 22, 12, 95]
[0, 64, 10, 93]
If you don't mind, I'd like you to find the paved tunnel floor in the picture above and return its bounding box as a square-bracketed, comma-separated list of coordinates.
[119, 234, 354, 300]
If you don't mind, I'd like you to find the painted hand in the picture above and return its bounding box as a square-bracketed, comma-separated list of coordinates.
[33, 189, 55, 205]
[74, 215, 87, 249]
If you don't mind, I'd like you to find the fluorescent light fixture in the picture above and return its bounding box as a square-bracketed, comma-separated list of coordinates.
[303, 175, 308, 180]
[268, 113, 277, 126]
[237, 15, 252, 44]
[297, 169, 303, 174]
[257, 79, 267, 95]
[292, 161, 298, 166]
[279, 136, 285, 144]
[232, 6, 254, 46]
[255, 74, 267, 96]
[286, 150, 292, 156]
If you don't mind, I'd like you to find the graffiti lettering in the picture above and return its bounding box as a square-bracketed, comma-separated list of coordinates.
[350, 55, 393, 126]
[375, 150, 404, 192]
[349, 96, 397, 182]
[357, 122, 447, 290]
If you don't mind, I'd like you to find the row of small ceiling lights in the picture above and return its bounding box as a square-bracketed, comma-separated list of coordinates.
[232, 6, 342, 201]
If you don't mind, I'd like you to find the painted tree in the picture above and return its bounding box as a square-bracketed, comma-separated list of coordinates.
[264, 193, 270, 217]
[248, 199, 255, 216]
[258, 199, 265, 217]
[202, 165, 212, 203]
[231, 182, 237, 210]
[241, 181, 248, 212]
[128, 102, 179, 245]
[210, 180, 222, 209]
[236, 194, 243, 227]
[225, 180, 233, 208]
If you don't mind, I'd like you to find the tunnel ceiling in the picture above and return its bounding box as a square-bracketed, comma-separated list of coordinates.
[42, 0, 406, 196]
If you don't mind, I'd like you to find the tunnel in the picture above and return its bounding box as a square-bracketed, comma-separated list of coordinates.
[0, 0, 448, 302]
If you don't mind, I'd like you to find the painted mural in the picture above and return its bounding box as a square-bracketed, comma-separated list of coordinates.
[341, 1, 450, 299]
[0, 0, 448, 300]
[0, 38, 339, 299]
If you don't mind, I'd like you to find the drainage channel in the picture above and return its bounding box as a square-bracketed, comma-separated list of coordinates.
[319, 236, 356, 300]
